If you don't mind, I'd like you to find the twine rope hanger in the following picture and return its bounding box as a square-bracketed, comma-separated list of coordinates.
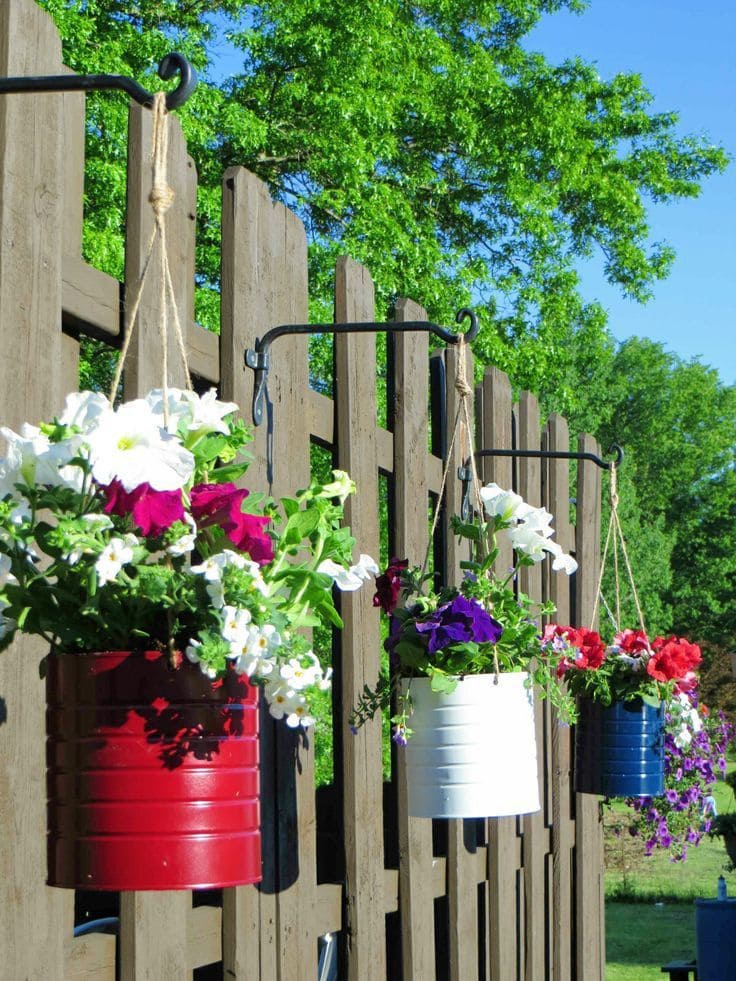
[109, 91, 193, 423]
[420, 337, 501, 680]
[590, 462, 647, 636]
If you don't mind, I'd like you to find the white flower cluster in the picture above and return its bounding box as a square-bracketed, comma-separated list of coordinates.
[184, 544, 367, 727]
[0, 388, 238, 502]
[670, 691, 703, 750]
[479, 483, 577, 575]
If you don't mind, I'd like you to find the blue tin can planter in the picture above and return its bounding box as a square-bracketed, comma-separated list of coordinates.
[574, 697, 665, 797]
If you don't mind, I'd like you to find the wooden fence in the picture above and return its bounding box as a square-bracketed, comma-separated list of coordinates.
[0, 1, 605, 977]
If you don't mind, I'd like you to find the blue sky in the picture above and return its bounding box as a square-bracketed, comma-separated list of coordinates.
[525, 0, 735, 385]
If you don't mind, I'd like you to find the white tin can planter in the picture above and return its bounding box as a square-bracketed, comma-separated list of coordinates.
[401, 672, 540, 819]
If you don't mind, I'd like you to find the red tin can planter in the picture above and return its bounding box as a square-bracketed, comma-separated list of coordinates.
[46, 650, 261, 891]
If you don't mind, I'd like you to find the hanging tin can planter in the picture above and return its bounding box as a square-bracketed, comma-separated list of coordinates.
[46, 650, 261, 891]
[574, 696, 665, 798]
[401, 672, 540, 819]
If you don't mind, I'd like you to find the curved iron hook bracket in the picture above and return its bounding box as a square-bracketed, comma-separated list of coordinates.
[245, 307, 480, 427]
[457, 444, 624, 520]
[0, 52, 197, 110]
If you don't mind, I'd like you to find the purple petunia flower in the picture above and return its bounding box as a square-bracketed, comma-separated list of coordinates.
[415, 594, 503, 654]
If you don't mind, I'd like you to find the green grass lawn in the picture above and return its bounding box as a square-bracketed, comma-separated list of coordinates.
[606, 903, 696, 981]
[605, 765, 736, 977]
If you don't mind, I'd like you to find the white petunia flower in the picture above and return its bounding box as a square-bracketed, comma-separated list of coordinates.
[95, 536, 135, 586]
[144, 388, 196, 434]
[480, 483, 534, 523]
[0, 553, 12, 586]
[317, 553, 379, 591]
[518, 507, 555, 538]
[506, 525, 551, 561]
[547, 541, 578, 576]
[59, 391, 111, 432]
[318, 470, 356, 504]
[187, 388, 238, 436]
[673, 725, 692, 750]
[85, 399, 194, 491]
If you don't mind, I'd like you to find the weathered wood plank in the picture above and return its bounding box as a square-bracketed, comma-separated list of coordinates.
[0, 4, 71, 979]
[65, 933, 116, 981]
[443, 343, 479, 981]
[119, 892, 190, 981]
[122, 103, 197, 398]
[188, 905, 222, 970]
[62, 256, 121, 339]
[517, 392, 547, 981]
[575, 434, 605, 981]
[307, 388, 397, 477]
[334, 256, 385, 981]
[392, 298, 437, 981]
[480, 367, 521, 981]
[545, 414, 575, 981]
[117, 101, 197, 981]
[61, 80, 85, 258]
[187, 322, 219, 384]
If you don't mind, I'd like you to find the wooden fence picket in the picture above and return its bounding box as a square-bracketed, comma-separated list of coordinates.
[391, 299, 437, 981]
[0, 4, 71, 980]
[0, 3, 606, 977]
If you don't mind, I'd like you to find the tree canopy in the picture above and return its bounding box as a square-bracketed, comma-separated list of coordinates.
[39, 0, 727, 412]
[38, 0, 735, 651]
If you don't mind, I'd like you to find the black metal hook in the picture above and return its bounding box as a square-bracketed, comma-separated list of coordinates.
[245, 307, 480, 427]
[0, 53, 197, 110]
[457, 444, 624, 520]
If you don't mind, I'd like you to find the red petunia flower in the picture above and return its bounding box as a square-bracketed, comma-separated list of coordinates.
[614, 628, 651, 655]
[373, 558, 408, 615]
[646, 637, 702, 683]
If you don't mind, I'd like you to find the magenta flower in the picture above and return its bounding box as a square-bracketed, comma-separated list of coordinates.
[191, 482, 274, 564]
[103, 479, 184, 536]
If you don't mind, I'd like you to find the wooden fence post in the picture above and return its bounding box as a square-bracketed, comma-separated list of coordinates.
[334, 256, 385, 981]
[517, 392, 547, 981]
[575, 434, 605, 981]
[480, 367, 522, 981]
[118, 101, 197, 981]
[219, 166, 313, 980]
[0, 3, 71, 978]
[392, 298, 436, 980]
[443, 344, 480, 981]
[545, 414, 575, 981]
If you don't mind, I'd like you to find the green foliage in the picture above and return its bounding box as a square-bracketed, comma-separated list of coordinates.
[36, 0, 735, 658]
[40, 1, 727, 372]
[669, 467, 736, 646]
[352, 490, 578, 737]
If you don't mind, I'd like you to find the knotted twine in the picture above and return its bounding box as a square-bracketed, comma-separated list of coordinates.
[590, 462, 647, 637]
[420, 337, 501, 681]
[109, 92, 193, 426]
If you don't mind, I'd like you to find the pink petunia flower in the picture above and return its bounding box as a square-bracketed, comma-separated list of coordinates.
[103, 479, 184, 536]
[191, 482, 274, 565]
